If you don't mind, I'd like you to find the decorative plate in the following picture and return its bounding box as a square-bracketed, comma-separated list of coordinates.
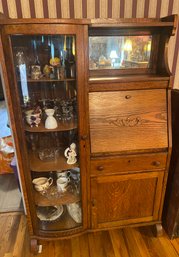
[67, 202, 82, 224]
[37, 205, 63, 222]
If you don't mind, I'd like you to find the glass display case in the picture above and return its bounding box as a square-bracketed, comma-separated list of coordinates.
[11, 34, 82, 231]
[89, 35, 152, 70]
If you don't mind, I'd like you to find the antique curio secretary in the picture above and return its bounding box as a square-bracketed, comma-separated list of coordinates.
[0, 15, 177, 253]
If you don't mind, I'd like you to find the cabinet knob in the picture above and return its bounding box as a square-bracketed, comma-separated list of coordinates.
[81, 135, 88, 140]
[125, 95, 131, 99]
[151, 161, 161, 167]
[97, 166, 104, 171]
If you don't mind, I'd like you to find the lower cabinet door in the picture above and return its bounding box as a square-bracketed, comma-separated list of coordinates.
[90, 171, 164, 229]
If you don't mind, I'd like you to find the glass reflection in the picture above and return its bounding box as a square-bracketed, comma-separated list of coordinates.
[89, 35, 152, 70]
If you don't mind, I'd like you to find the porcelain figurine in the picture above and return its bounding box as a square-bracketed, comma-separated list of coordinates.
[45, 108, 58, 129]
[64, 143, 77, 165]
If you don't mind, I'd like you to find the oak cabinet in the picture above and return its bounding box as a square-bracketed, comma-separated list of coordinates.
[0, 16, 177, 253]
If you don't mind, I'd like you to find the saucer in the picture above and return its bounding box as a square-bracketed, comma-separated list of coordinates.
[37, 205, 63, 222]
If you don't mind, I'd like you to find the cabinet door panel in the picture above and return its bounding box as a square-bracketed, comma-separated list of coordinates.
[89, 89, 168, 154]
[91, 172, 164, 229]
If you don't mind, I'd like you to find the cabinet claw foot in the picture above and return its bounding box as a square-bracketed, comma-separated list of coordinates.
[30, 239, 41, 255]
[153, 224, 164, 237]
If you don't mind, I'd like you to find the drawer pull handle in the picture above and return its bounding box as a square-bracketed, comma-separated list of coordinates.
[125, 95, 131, 99]
[152, 161, 161, 167]
[97, 166, 104, 171]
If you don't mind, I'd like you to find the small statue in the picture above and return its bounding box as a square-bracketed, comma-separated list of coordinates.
[64, 143, 77, 165]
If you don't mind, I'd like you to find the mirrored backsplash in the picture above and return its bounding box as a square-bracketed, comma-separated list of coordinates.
[89, 35, 152, 70]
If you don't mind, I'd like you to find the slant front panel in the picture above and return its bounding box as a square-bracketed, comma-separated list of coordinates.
[89, 89, 168, 154]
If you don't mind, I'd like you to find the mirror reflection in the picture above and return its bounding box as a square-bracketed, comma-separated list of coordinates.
[89, 35, 152, 70]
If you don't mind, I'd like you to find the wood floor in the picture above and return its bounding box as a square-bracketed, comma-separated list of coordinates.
[1, 212, 179, 257]
[0, 174, 23, 212]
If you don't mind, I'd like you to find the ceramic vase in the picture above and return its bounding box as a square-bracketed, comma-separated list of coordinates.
[45, 108, 58, 129]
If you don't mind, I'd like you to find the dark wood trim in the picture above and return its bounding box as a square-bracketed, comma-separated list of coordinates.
[0, 17, 176, 27]
[75, 25, 89, 232]
[0, 18, 91, 25]
[172, 25, 179, 79]
[163, 89, 179, 238]
[82, 24, 91, 229]
[4, 24, 85, 35]
[88, 80, 169, 92]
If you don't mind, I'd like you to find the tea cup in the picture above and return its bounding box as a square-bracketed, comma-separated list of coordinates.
[56, 170, 71, 178]
[32, 177, 53, 192]
[56, 177, 70, 192]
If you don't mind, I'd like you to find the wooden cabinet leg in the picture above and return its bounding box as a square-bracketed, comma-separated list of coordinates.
[153, 224, 164, 237]
[30, 239, 39, 255]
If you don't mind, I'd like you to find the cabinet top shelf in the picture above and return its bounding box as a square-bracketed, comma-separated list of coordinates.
[0, 15, 177, 27]
[18, 78, 75, 83]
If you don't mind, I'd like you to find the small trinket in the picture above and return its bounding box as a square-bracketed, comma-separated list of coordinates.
[64, 143, 77, 165]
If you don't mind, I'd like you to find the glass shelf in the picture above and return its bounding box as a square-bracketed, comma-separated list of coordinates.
[29, 150, 78, 172]
[38, 205, 81, 231]
[18, 78, 75, 83]
[34, 188, 80, 207]
[25, 120, 77, 132]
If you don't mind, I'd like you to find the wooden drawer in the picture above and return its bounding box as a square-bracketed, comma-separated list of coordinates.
[89, 89, 168, 154]
[90, 152, 167, 176]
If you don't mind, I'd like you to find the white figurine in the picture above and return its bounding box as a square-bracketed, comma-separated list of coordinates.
[45, 108, 58, 129]
[64, 143, 77, 165]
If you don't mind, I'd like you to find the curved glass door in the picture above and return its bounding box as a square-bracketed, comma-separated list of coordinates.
[11, 34, 82, 231]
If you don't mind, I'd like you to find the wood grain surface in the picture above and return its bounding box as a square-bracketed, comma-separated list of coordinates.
[90, 171, 164, 229]
[90, 152, 167, 176]
[1, 212, 179, 257]
[89, 89, 168, 154]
